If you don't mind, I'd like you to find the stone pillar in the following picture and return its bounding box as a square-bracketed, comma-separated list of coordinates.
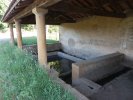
[14, 19, 22, 49]
[32, 8, 48, 66]
[9, 23, 15, 44]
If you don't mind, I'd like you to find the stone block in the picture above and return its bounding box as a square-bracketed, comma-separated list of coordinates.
[72, 52, 125, 82]
[73, 78, 101, 98]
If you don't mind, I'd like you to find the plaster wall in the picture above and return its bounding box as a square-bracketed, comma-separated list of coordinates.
[60, 16, 133, 65]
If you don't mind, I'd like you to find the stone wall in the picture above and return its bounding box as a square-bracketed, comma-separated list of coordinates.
[60, 16, 133, 66]
[23, 43, 61, 55]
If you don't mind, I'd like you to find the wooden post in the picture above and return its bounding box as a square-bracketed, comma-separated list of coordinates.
[14, 19, 22, 49]
[32, 8, 48, 66]
[9, 23, 15, 45]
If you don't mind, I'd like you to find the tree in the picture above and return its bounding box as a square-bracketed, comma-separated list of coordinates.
[21, 24, 34, 31]
[0, 0, 10, 32]
[47, 25, 59, 40]
[0, 0, 34, 32]
[48, 25, 59, 34]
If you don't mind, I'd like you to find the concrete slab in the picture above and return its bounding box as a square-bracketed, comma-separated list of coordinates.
[90, 70, 133, 100]
[72, 53, 124, 81]
[73, 78, 101, 98]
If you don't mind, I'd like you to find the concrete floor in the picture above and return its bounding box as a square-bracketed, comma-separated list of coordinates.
[90, 70, 133, 100]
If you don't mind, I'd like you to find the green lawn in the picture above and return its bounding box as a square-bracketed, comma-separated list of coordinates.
[0, 43, 75, 100]
[15, 37, 59, 45]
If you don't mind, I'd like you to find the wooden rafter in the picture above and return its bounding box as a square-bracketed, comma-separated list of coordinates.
[2, 0, 133, 25]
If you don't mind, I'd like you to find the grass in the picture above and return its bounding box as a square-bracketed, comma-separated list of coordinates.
[0, 43, 75, 100]
[15, 37, 59, 45]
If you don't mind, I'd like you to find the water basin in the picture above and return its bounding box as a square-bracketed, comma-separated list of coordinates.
[48, 55, 75, 84]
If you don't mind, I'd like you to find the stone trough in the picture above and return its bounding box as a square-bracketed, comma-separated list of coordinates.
[23, 44, 133, 99]
[72, 52, 132, 98]
[47, 51, 84, 84]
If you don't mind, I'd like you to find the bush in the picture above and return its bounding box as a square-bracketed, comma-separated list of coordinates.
[0, 43, 75, 100]
[0, 20, 7, 33]
[21, 24, 34, 31]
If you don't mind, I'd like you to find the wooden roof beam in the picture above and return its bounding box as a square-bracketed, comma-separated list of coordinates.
[50, 6, 126, 18]
[48, 11, 75, 21]
[20, 15, 75, 24]
[127, 0, 133, 9]
[15, 0, 34, 9]
[17, 0, 33, 6]
[8, 0, 63, 23]
[103, 4, 114, 12]
[3, 0, 21, 21]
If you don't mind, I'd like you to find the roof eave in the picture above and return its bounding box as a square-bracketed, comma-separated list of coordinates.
[2, 0, 16, 23]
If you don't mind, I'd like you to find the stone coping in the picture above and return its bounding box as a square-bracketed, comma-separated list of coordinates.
[74, 52, 124, 66]
[48, 51, 84, 62]
[22, 42, 62, 53]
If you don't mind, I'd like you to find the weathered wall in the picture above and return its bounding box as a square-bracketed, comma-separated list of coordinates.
[60, 16, 133, 65]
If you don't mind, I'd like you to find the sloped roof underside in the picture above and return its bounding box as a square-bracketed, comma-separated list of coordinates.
[2, 0, 133, 25]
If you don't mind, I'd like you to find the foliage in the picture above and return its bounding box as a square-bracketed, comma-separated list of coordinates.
[0, 0, 10, 32]
[0, 43, 75, 100]
[21, 24, 34, 31]
[48, 25, 59, 34]
[49, 60, 61, 73]
[0, 21, 7, 33]
[15, 37, 59, 45]
[0, 0, 10, 15]
[0, 0, 34, 32]
[0, 20, 7, 32]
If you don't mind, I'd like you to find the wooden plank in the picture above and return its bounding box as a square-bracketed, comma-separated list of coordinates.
[4, 0, 21, 21]
[103, 4, 114, 12]
[4, 0, 132, 24]
[20, 11, 75, 24]
[8, 0, 63, 23]
[17, 0, 33, 6]
[3, 0, 34, 22]
[50, 5, 126, 18]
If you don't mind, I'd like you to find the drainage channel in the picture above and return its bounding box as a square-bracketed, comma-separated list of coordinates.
[95, 67, 131, 86]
